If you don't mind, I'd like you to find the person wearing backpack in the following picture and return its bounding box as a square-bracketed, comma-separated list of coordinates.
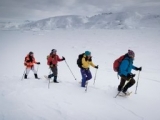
[78, 51, 98, 87]
[24, 51, 40, 79]
[45, 49, 65, 83]
[117, 50, 142, 95]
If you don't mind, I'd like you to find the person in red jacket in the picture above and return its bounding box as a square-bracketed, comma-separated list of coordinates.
[24, 51, 40, 79]
[46, 49, 65, 83]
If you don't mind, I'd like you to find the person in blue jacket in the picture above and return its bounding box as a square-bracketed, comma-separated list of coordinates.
[118, 50, 142, 95]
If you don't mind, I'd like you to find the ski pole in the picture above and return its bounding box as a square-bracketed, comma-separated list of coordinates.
[64, 60, 77, 80]
[114, 77, 132, 98]
[135, 71, 141, 94]
[85, 82, 88, 92]
[36, 65, 39, 73]
[48, 69, 52, 89]
[93, 66, 98, 85]
[21, 68, 26, 80]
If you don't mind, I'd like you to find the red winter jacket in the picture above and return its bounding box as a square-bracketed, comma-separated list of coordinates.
[24, 54, 37, 68]
[47, 54, 63, 66]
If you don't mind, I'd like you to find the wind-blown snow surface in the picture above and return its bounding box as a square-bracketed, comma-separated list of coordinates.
[1, 11, 160, 30]
[0, 29, 160, 120]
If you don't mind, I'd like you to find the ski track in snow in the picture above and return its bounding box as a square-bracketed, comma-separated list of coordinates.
[114, 100, 144, 120]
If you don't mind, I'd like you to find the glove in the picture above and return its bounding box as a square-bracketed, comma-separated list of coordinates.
[37, 62, 40, 64]
[95, 65, 98, 69]
[62, 56, 65, 60]
[135, 67, 142, 71]
[127, 73, 135, 78]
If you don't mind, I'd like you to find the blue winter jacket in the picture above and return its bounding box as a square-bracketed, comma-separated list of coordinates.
[118, 55, 136, 76]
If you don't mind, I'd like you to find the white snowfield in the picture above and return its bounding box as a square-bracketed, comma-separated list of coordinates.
[0, 29, 160, 120]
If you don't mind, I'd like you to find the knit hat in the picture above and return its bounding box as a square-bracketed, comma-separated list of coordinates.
[51, 49, 57, 53]
[128, 50, 135, 58]
[29, 51, 33, 55]
[85, 51, 91, 56]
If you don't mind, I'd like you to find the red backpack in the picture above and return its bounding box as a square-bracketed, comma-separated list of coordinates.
[113, 55, 126, 72]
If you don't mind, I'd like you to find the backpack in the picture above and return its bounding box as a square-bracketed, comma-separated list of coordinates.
[47, 55, 50, 65]
[113, 55, 126, 72]
[77, 53, 84, 68]
[47, 52, 53, 65]
[24, 56, 27, 66]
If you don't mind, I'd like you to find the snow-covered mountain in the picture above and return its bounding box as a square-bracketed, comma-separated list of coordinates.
[20, 15, 88, 30]
[0, 21, 19, 30]
[0, 20, 33, 30]
[0, 12, 160, 30]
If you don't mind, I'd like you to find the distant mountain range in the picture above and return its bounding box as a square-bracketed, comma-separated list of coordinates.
[0, 12, 160, 30]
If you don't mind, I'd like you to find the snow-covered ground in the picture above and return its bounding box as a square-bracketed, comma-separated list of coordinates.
[0, 29, 160, 120]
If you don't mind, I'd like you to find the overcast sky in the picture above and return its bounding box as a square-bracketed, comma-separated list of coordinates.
[0, 0, 160, 21]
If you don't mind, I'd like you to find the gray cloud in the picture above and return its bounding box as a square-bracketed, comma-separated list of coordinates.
[0, 0, 160, 21]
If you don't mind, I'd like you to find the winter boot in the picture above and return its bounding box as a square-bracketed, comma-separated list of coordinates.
[53, 76, 59, 83]
[119, 91, 130, 96]
[122, 81, 134, 94]
[24, 74, 27, 79]
[34, 74, 39, 79]
[48, 74, 54, 79]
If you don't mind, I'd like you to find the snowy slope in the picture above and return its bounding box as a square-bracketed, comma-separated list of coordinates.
[0, 20, 33, 30]
[20, 15, 88, 30]
[0, 29, 160, 120]
[15, 12, 160, 30]
[1, 11, 160, 30]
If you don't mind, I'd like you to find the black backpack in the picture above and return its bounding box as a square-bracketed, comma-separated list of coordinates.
[77, 53, 84, 68]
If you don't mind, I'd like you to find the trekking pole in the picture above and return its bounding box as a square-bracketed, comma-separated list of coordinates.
[114, 77, 132, 98]
[93, 66, 98, 85]
[48, 69, 52, 89]
[85, 82, 88, 92]
[64, 60, 77, 80]
[86, 66, 98, 92]
[135, 71, 141, 94]
[21, 68, 26, 80]
[36, 65, 39, 73]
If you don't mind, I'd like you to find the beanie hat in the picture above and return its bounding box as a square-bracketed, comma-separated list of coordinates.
[51, 49, 57, 53]
[128, 50, 135, 58]
[29, 51, 33, 55]
[85, 51, 91, 56]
